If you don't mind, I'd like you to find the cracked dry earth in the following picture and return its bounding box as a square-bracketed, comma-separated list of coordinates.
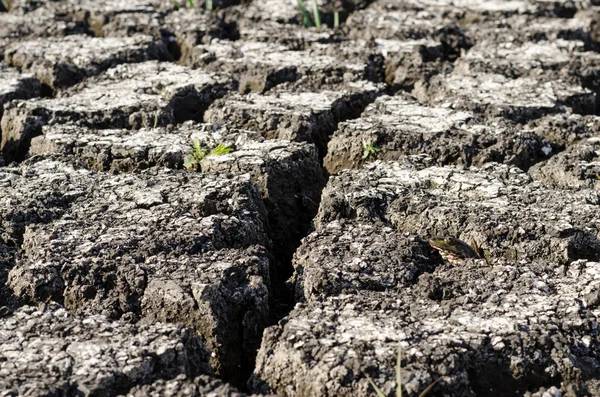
[2, 1, 600, 397]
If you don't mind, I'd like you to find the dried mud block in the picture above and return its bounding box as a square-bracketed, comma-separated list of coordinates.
[529, 137, 600, 189]
[372, 0, 537, 15]
[237, 0, 370, 26]
[0, 63, 40, 124]
[139, 247, 271, 383]
[463, 14, 597, 46]
[30, 122, 326, 262]
[205, 82, 382, 156]
[324, 95, 553, 174]
[6, 159, 270, 382]
[0, 61, 229, 163]
[163, 8, 239, 61]
[251, 258, 600, 396]
[61, 0, 171, 36]
[291, 221, 434, 302]
[0, 244, 17, 311]
[123, 374, 263, 397]
[414, 73, 595, 122]
[0, 158, 92, 243]
[0, 304, 211, 397]
[346, 8, 451, 40]
[345, 8, 472, 59]
[27, 122, 258, 172]
[526, 113, 600, 147]
[315, 161, 600, 264]
[455, 39, 600, 102]
[374, 38, 445, 87]
[0, 7, 87, 56]
[305, 37, 445, 88]
[201, 139, 327, 261]
[454, 39, 584, 78]
[187, 40, 367, 93]
[238, 21, 333, 48]
[4, 35, 171, 89]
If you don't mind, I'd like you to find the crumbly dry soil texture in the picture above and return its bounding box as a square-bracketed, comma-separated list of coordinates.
[1, 0, 600, 396]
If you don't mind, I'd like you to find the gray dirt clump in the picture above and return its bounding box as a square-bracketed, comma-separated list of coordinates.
[462, 13, 598, 46]
[200, 139, 327, 262]
[0, 157, 92, 244]
[0, 61, 229, 163]
[4, 35, 171, 89]
[232, 0, 370, 27]
[315, 161, 600, 265]
[251, 257, 600, 396]
[528, 137, 600, 189]
[204, 82, 382, 157]
[345, 8, 472, 60]
[526, 113, 600, 148]
[3, 158, 271, 383]
[237, 21, 333, 48]
[0, 6, 88, 57]
[291, 221, 435, 302]
[27, 122, 259, 172]
[59, 0, 172, 37]
[27, 123, 326, 264]
[413, 72, 596, 122]
[324, 94, 553, 174]
[162, 8, 239, 63]
[186, 39, 368, 93]
[453, 39, 585, 78]
[122, 373, 268, 397]
[0, 63, 41, 128]
[0, 303, 211, 397]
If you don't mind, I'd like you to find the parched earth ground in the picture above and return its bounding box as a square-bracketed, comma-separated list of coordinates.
[1, 0, 600, 396]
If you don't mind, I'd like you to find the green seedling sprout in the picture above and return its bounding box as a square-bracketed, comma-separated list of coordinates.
[362, 139, 381, 160]
[184, 138, 233, 171]
[173, 0, 181, 10]
[187, 0, 194, 7]
[312, 0, 321, 28]
[297, 0, 313, 27]
[334, 11, 339, 28]
[297, 0, 323, 28]
[365, 343, 440, 397]
[1, 0, 8, 11]
[209, 143, 234, 156]
[206, 0, 213, 10]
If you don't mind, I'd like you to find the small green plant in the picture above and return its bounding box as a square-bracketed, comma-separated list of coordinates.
[187, 0, 194, 7]
[173, 0, 181, 10]
[365, 343, 440, 397]
[297, 0, 321, 28]
[0, 0, 8, 11]
[209, 143, 234, 156]
[312, 0, 321, 27]
[206, 0, 213, 10]
[184, 139, 233, 171]
[334, 11, 339, 28]
[362, 139, 381, 160]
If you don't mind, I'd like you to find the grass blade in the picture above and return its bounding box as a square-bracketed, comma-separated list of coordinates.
[418, 378, 441, 397]
[296, 0, 313, 27]
[365, 374, 387, 397]
[312, 0, 321, 28]
[208, 143, 233, 156]
[334, 11, 339, 28]
[206, 0, 212, 10]
[1, 0, 8, 11]
[396, 342, 402, 397]
[187, 0, 194, 7]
